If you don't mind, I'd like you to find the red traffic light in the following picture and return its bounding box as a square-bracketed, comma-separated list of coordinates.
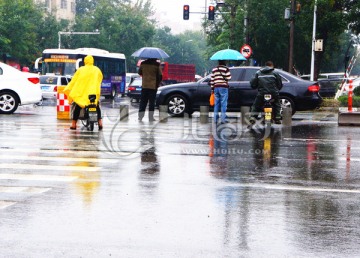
[208, 5, 215, 20]
[183, 5, 190, 20]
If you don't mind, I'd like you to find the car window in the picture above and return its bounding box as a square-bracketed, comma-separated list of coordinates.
[242, 68, 258, 81]
[229, 68, 243, 81]
[328, 75, 343, 79]
[201, 76, 211, 83]
[301, 75, 310, 80]
[279, 74, 289, 82]
[61, 77, 69, 85]
[131, 79, 142, 86]
[40, 76, 57, 85]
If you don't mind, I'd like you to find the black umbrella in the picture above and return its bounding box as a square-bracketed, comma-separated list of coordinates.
[131, 47, 170, 59]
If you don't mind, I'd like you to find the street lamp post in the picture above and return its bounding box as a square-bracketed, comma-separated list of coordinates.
[310, 0, 317, 81]
[58, 31, 100, 49]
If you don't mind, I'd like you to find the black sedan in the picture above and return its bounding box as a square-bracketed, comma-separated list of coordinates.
[156, 66, 322, 116]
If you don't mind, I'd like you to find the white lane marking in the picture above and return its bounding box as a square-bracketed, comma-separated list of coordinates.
[0, 173, 78, 182]
[0, 148, 105, 156]
[244, 183, 360, 194]
[339, 157, 360, 162]
[0, 201, 16, 209]
[283, 138, 360, 143]
[0, 186, 51, 194]
[0, 163, 98, 172]
[0, 186, 28, 193]
[0, 154, 117, 163]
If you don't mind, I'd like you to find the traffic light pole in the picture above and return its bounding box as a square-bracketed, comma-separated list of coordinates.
[288, 0, 296, 74]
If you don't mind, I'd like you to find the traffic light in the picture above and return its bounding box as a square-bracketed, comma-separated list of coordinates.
[183, 5, 190, 20]
[208, 5, 215, 20]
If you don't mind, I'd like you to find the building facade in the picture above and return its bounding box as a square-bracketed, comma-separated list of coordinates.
[37, 0, 75, 21]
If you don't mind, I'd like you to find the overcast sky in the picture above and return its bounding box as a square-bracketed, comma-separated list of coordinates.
[151, 0, 209, 34]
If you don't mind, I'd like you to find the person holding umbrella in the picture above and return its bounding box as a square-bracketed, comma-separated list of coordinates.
[210, 60, 232, 124]
[209, 49, 245, 124]
[137, 58, 162, 122]
[131, 47, 168, 122]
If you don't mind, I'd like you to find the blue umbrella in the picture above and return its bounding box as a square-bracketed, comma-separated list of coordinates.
[131, 47, 170, 59]
[210, 49, 247, 61]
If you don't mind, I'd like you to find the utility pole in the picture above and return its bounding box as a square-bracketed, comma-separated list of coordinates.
[288, 0, 296, 74]
[310, 0, 317, 81]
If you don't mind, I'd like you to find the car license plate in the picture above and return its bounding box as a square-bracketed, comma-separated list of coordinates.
[89, 112, 98, 122]
[89, 108, 97, 111]
[41, 86, 50, 90]
[136, 88, 141, 91]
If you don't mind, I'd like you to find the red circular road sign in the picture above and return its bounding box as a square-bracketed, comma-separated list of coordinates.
[240, 44, 252, 59]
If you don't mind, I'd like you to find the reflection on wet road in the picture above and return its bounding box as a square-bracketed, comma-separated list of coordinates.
[0, 101, 360, 257]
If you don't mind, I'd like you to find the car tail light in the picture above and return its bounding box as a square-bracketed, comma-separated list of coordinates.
[54, 86, 58, 92]
[128, 86, 136, 91]
[308, 84, 320, 92]
[28, 77, 39, 84]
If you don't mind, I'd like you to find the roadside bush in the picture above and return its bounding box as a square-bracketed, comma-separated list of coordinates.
[320, 98, 340, 108]
[338, 95, 360, 107]
[353, 87, 360, 96]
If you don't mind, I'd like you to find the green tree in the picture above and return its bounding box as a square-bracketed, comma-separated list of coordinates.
[0, 0, 43, 65]
[204, 0, 357, 77]
[293, 0, 347, 76]
[204, 0, 246, 53]
[247, 0, 289, 68]
[0, 0, 66, 66]
[153, 27, 211, 75]
[71, 0, 155, 72]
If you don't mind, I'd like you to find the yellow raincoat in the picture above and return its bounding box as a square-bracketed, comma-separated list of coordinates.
[64, 55, 103, 108]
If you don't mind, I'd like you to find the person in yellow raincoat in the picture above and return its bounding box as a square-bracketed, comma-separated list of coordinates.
[64, 55, 103, 130]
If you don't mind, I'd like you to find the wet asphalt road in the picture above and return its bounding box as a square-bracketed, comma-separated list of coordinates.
[1, 97, 360, 257]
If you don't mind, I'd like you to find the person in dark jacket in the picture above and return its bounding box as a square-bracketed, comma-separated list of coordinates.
[138, 58, 162, 122]
[250, 61, 283, 124]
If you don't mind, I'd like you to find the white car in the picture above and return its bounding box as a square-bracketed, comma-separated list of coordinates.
[40, 75, 72, 99]
[125, 73, 140, 94]
[0, 62, 42, 114]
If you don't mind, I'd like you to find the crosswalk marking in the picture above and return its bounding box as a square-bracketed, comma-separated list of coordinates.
[0, 163, 98, 172]
[0, 201, 16, 209]
[0, 186, 51, 194]
[0, 154, 118, 163]
[0, 147, 108, 156]
[0, 174, 78, 182]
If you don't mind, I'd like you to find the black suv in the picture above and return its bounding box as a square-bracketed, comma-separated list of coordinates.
[156, 66, 322, 116]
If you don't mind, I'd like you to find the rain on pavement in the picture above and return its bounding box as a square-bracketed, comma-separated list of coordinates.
[0, 98, 360, 257]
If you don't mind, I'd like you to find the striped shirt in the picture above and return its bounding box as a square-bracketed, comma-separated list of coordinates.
[210, 65, 231, 89]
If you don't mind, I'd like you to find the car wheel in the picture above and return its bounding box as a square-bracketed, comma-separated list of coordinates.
[110, 86, 117, 99]
[35, 98, 43, 106]
[279, 96, 295, 115]
[0, 91, 19, 114]
[166, 94, 187, 117]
